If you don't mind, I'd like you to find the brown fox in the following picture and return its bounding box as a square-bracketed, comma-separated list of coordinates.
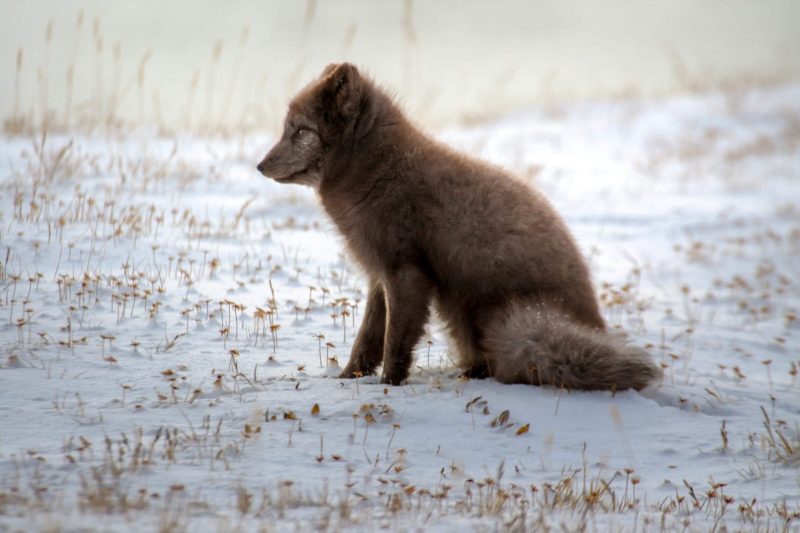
[257, 63, 662, 390]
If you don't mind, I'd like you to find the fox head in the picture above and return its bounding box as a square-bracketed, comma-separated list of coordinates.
[257, 62, 376, 187]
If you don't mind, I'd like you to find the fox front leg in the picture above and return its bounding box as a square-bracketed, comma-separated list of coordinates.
[380, 267, 433, 385]
[340, 280, 386, 378]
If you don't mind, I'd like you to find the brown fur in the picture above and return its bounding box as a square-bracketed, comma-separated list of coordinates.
[257, 63, 662, 390]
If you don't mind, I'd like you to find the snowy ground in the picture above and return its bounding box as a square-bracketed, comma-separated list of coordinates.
[1, 85, 799, 531]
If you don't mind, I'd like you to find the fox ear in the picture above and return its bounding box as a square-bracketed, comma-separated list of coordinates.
[320, 63, 339, 77]
[321, 63, 362, 121]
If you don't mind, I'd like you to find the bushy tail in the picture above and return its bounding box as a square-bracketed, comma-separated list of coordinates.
[483, 303, 662, 391]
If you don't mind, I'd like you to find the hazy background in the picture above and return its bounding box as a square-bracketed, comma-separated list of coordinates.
[2, 0, 799, 133]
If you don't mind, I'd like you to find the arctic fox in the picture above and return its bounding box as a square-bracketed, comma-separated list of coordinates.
[257, 63, 661, 390]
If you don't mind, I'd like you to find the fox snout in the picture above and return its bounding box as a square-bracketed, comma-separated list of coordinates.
[257, 135, 323, 187]
[256, 145, 292, 181]
[257, 145, 283, 177]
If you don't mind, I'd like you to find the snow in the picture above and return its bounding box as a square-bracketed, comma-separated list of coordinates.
[1, 85, 799, 531]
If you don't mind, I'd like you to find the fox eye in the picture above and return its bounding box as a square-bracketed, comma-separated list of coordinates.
[293, 127, 313, 140]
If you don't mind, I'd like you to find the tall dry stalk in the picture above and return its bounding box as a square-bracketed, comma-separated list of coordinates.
[14, 48, 23, 119]
[303, 0, 317, 25]
[185, 70, 200, 131]
[152, 89, 165, 131]
[64, 10, 84, 128]
[342, 23, 358, 50]
[39, 20, 53, 131]
[402, 0, 417, 99]
[93, 17, 104, 127]
[107, 42, 122, 126]
[203, 40, 224, 132]
[136, 49, 153, 124]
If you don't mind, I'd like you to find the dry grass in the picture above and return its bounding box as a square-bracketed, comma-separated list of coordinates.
[4, 4, 799, 137]
[1, 443, 797, 531]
